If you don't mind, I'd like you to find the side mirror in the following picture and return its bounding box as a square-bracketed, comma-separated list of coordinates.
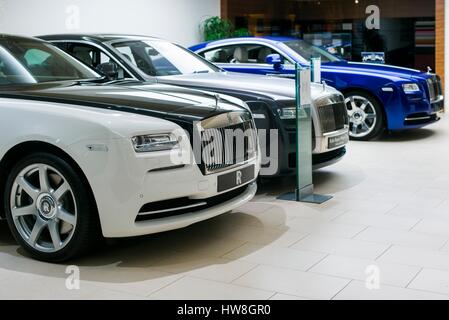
[147, 48, 159, 56]
[96, 62, 119, 80]
[265, 53, 283, 70]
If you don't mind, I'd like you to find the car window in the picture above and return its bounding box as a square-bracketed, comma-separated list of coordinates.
[201, 47, 235, 63]
[67, 43, 130, 79]
[114, 46, 137, 65]
[0, 47, 35, 84]
[0, 40, 100, 84]
[201, 44, 290, 65]
[283, 40, 341, 63]
[24, 49, 52, 66]
[112, 39, 219, 76]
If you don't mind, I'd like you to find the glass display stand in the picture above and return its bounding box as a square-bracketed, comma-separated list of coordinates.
[277, 62, 332, 204]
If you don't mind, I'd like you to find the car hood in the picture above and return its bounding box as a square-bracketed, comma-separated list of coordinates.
[0, 81, 248, 123]
[156, 71, 341, 101]
[323, 61, 431, 81]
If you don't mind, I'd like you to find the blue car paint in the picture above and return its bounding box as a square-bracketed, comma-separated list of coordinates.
[190, 37, 443, 131]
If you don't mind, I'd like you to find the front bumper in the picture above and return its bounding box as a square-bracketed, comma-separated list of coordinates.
[313, 147, 347, 170]
[272, 126, 349, 176]
[382, 87, 445, 130]
[131, 182, 257, 236]
[71, 136, 260, 238]
[314, 127, 350, 154]
[403, 96, 444, 127]
[252, 105, 349, 176]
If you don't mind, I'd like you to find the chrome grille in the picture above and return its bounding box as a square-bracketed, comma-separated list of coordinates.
[427, 75, 443, 102]
[317, 101, 348, 133]
[199, 112, 257, 174]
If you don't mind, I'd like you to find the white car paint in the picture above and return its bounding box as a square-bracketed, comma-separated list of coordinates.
[0, 97, 260, 237]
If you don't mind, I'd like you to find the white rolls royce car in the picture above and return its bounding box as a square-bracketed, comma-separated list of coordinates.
[0, 35, 260, 261]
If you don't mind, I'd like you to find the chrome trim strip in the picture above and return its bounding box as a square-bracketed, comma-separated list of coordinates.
[199, 111, 252, 130]
[204, 159, 255, 175]
[431, 95, 444, 104]
[138, 202, 207, 216]
[322, 126, 350, 152]
[405, 116, 431, 121]
[322, 126, 350, 137]
[148, 165, 185, 173]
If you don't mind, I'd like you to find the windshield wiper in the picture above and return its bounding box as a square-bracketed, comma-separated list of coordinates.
[103, 78, 142, 85]
[71, 77, 108, 85]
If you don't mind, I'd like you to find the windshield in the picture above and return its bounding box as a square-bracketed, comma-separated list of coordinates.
[0, 38, 101, 85]
[283, 40, 341, 63]
[112, 39, 221, 77]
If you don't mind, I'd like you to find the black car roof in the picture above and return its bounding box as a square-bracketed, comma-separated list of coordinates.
[0, 34, 47, 42]
[38, 34, 160, 43]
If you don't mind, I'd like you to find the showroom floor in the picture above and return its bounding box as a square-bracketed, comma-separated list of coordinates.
[1, 118, 449, 300]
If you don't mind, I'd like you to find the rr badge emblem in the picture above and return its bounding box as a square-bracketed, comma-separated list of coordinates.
[236, 171, 242, 185]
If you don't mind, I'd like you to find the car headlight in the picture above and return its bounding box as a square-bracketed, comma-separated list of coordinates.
[402, 83, 421, 94]
[131, 134, 179, 153]
[277, 107, 296, 120]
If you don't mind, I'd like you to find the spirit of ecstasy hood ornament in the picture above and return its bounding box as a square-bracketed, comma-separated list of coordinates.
[214, 93, 221, 108]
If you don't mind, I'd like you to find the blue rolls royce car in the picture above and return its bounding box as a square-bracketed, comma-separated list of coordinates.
[190, 37, 445, 140]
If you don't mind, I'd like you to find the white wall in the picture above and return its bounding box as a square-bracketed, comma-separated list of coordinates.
[0, 0, 219, 46]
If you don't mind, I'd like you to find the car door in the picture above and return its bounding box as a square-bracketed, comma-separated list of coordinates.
[199, 44, 292, 77]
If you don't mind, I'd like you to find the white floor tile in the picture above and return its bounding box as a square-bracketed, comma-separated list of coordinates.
[309, 255, 420, 287]
[0, 270, 148, 300]
[355, 227, 448, 250]
[211, 223, 308, 247]
[335, 212, 420, 231]
[263, 202, 346, 221]
[412, 219, 449, 237]
[224, 243, 326, 271]
[388, 205, 449, 220]
[378, 246, 449, 270]
[221, 209, 288, 228]
[233, 265, 350, 300]
[151, 255, 257, 283]
[81, 269, 184, 297]
[333, 280, 449, 300]
[269, 293, 309, 300]
[233, 201, 275, 214]
[185, 259, 257, 284]
[292, 235, 390, 260]
[409, 268, 449, 295]
[155, 231, 247, 258]
[149, 276, 274, 300]
[284, 218, 366, 238]
[328, 199, 398, 215]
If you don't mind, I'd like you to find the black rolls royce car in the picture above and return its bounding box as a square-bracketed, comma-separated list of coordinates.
[39, 34, 350, 177]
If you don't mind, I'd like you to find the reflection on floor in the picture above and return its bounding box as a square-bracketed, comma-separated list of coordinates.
[1, 119, 449, 299]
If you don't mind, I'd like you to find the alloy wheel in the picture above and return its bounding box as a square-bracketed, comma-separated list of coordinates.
[9, 164, 77, 253]
[345, 95, 378, 138]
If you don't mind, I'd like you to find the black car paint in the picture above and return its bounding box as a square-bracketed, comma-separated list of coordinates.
[0, 81, 247, 124]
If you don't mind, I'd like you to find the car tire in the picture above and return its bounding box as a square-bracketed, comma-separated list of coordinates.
[344, 91, 385, 141]
[4, 152, 100, 262]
